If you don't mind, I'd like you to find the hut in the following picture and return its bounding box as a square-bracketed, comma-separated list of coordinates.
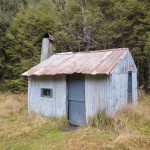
[22, 35, 137, 126]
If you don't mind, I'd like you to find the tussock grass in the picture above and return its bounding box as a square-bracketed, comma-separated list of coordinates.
[0, 92, 149, 150]
[88, 93, 150, 149]
[0, 92, 26, 116]
[88, 110, 115, 130]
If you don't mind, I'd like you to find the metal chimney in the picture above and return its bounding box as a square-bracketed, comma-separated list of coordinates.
[40, 33, 55, 62]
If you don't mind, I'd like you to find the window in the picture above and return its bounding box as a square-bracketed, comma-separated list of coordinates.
[41, 88, 53, 98]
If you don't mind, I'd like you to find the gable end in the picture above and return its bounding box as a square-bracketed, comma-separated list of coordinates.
[110, 50, 137, 74]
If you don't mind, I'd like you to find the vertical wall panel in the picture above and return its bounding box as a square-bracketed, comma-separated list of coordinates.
[85, 51, 137, 122]
[85, 75, 114, 122]
[28, 75, 66, 118]
[132, 72, 138, 104]
[28, 77, 32, 111]
[111, 73, 128, 112]
[54, 75, 67, 117]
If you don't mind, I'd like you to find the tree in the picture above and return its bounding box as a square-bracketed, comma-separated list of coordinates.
[1, 0, 59, 92]
[0, 0, 28, 88]
[0, 0, 150, 91]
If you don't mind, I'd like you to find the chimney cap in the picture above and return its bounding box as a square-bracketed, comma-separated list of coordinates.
[49, 34, 55, 42]
[43, 32, 55, 42]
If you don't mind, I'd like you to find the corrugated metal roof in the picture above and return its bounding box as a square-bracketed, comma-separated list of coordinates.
[22, 48, 128, 76]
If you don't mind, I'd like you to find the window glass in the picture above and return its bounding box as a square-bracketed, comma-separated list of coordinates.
[41, 88, 53, 98]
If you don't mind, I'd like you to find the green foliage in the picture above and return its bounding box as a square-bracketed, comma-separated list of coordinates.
[0, 0, 150, 92]
[0, 78, 27, 93]
[2, 0, 60, 92]
[0, 0, 28, 91]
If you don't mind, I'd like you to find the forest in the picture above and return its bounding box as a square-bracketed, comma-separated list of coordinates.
[0, 0, 150, 92]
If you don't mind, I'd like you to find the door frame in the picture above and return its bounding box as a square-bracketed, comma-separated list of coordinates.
[66, 74, 86, 125]
[128, 71, 132, 103]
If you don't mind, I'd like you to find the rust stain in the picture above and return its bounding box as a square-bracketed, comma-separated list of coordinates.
[22, 48, 129, 76]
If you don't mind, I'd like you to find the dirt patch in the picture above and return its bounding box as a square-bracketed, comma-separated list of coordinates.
[60, 124, 79, 132]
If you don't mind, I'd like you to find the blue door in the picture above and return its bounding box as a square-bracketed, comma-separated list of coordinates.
[67, 74, 86, 126]
[128, 71, 132, 103]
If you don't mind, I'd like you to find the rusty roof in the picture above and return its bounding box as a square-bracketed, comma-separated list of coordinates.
[22, 48, 128, 76]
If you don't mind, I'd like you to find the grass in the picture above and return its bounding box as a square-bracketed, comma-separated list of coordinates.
[0, 92, 149, 150]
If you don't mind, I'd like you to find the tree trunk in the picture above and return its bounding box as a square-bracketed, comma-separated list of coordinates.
[81, 0, 90, 51]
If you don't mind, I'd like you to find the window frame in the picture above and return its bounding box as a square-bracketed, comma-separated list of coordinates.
[41, 88, 53, 98]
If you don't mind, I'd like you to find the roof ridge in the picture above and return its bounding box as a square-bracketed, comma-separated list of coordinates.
[54, 48, 129, 55]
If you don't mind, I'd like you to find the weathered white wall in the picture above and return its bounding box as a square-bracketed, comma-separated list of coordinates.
[85, 75, 114, 121]
[111, 72, 137, 112]
[111, 73, 128, 112]
[132, 72, 138, 104]
[111, 50, 137, 74]
[28, 51, 137, 123]
[28, 75, 66, 118]
[85, 51, 137, 122]
[111, 50, 138, 105]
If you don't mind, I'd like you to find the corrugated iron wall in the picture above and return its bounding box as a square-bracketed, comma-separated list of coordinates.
[111, 50, 137, 106]
[111, 50, 137, 74]
[28, 75, 66, 117]
[28, 51, 137, 123]
[85, 51, 137, 122]
[85, 75, 113, 121]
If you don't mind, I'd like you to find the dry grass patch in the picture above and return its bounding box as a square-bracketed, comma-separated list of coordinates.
[59, 127, 115, 150]
[0, 93, 26, 116]
[87, 94, 150, 149]
[0, 93, 61, 149]
[0, 92, 149, 150]
[102, 132, 149, 150]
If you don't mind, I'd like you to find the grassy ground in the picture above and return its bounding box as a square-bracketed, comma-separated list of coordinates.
[0, 93, 149, 150]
